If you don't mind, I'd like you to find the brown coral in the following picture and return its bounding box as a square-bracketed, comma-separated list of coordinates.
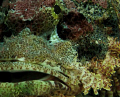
[92, 0, 108, 9]
[78, 0, 108, 9]
[63, 0, 77, 11]
[83, 36, 120, 97]
[9, 0, 55, 21]
[5, 0, 63, 35]
[57, 11, 93, 40]
[108, 36, 120, 58]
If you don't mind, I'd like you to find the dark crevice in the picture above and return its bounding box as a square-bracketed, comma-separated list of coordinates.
[0, 71, 49, 82]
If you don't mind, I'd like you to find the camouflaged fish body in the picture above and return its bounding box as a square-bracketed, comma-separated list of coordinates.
[0, 28, 112, 96]
[0, 28, 81, 96]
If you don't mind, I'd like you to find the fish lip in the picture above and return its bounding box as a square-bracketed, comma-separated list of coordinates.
[0, 61, 71, 96]
[0, 70, 56, 82]
[0, 61, 68, 84]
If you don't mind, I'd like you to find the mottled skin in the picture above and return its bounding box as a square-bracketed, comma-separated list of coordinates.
[0, 62, 70, 97]
[0, 28, 81, 96]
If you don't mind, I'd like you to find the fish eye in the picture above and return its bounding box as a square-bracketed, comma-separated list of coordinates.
[54, 5, 61, 14]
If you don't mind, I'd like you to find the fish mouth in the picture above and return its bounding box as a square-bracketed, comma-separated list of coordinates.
[0, 71, 56, 82]
[0, 61, 70, 96]
[0, 61, 69, 83]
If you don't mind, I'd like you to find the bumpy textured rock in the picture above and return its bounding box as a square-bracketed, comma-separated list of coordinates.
[57, 11, 93, 40]
[5, 0, 65, 35]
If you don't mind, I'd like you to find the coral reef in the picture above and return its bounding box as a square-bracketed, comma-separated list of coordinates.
[84, 36, 120, 97]
[108, 36, 120, 58]
[76, 26, 108, 61]
[9, 0, 55, 21]
[76, 0, 108, 8]
[4, 0, 65, 35]
[0, 0, 120, 97]
[57, 11, 93, 40]
[92, 0, 108, 9]
[62, 0, 77, 11]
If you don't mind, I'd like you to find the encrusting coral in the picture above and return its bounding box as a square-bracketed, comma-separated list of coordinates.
[82, 36, 120, 97]
[77, 0, 108, 9]
[4, 0, 65, 35]
[57, 11, 93, 40]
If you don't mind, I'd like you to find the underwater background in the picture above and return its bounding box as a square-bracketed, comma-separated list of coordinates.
[0, 0, 120, 97]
